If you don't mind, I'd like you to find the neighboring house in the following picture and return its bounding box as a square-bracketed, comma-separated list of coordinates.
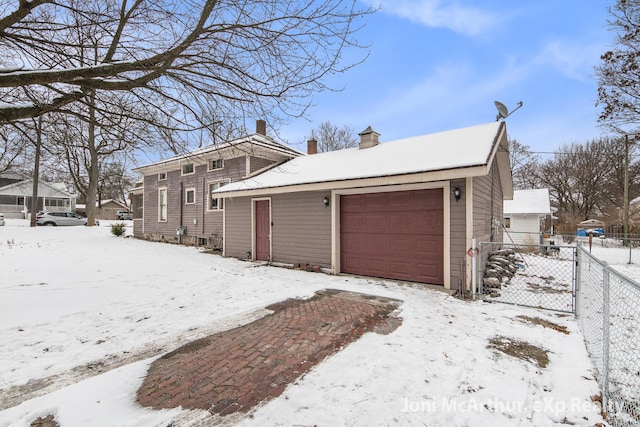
[0, 171, 76, 219]
[503, 188, 552, 245]
[213, 121, 513, 293]
[131, 120, 302, 247]
[76, 199, 129, 220]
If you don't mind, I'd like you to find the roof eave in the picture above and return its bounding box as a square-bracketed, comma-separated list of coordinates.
[214, 164, 490, 198]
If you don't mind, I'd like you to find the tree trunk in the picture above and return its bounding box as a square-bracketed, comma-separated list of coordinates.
[29, 117, 42, 227]
[85, 94, 99, 226]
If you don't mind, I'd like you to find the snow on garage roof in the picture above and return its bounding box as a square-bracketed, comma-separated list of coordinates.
[216, 122, 505, 195]
[504, 188, 551, 215]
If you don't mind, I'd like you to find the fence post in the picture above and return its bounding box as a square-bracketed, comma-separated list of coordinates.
[602, 268, 611, 400]
[575, 247, 580, 318]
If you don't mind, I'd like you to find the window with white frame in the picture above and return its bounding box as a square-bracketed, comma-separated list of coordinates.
[208, 181, 228, 210]
[159, 187, 168, 221]
[185, 188, 195, 204]
[181, 163, 194, 175]
[504, 217, 511, 228]
[158, 172, 167, 181]
[209, 159, 224, 171]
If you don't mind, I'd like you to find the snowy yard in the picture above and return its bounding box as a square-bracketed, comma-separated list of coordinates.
[0, 220, 608, 426]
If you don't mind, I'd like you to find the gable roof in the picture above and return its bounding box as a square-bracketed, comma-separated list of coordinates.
[215, 122, 511, 196]
[133, 133, 302, 174]
[504, 188, 551, 215]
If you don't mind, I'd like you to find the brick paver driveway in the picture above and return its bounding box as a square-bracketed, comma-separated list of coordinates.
[137, 289, 402, 416]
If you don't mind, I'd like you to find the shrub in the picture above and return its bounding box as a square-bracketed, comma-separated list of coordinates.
[110, 222, 126, 237]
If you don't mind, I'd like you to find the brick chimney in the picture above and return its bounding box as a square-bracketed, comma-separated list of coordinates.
[307, 138, 318, 155]
[358, 126, 380, 149]
[256, 119, 267, 136]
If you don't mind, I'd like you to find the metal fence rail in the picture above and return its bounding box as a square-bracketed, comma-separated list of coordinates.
[576, 246, 640, 427]
[478, 242, 576, 313]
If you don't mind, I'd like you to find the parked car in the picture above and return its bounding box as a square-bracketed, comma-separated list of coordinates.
[585, 228, 604, 237]
[36, 211, 98, 226]
[115, 210, 132, 220]
[0, 213, 4, 226]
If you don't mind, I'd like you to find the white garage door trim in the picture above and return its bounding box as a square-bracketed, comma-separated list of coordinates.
[331, 181, 451, 289]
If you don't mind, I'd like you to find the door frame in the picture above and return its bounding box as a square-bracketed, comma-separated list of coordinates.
[331, 181, 451, 289]
[251, 197, 272, 261]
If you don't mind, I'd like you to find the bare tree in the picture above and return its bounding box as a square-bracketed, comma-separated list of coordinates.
[507, 138, 541, 190]
[0, 1, 373, 223]
[0, 1, 373, 123]
[537, 138, 624, 230]
[0, 124, 28, 173]
[307, 121, 358, 152]
[596, 0, 640, 134]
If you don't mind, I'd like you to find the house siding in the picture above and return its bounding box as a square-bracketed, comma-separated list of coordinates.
[137, 156, 254, 246]
[223, 191, 331, 266]
[224, 196, 253, 258]
[250, 156, 275, 174]
[449, 178, 467, 292]
[504, 215, 543, 245]
[473, 161, 503, 243]
[473, 161, 505, 277]
[271, 191, 331, 267]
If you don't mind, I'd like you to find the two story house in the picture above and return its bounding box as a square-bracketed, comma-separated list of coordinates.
[131, 120, 302, 247]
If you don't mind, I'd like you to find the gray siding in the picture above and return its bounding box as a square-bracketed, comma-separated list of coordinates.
[473, 161, 506, 274]
[250, 156, 275, 174]
[449, 178, 467, 292]
[271, 191, 331, 267]
[224, 196, 252, 258]
[223, 191, 331, 267]
[137, 156, 275, 245]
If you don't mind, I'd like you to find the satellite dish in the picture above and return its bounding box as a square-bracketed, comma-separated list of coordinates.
[494, 101, 509, 119]
[494, 100, 523, 121]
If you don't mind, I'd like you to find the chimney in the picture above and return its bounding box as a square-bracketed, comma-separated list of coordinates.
[307, 138, 318, 155]
[358, 126, 380, 149]
[256, 119, 267, 136]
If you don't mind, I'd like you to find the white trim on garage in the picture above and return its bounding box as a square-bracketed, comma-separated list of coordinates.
[330, 181, 451, 289]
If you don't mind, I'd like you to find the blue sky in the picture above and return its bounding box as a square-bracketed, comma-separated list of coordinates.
[277, 1, 615, 157]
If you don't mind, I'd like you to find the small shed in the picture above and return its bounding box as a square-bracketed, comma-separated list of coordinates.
[503, 188, 552, 245]
[578, 219, 605, 228]
[76, 199, 129, 220]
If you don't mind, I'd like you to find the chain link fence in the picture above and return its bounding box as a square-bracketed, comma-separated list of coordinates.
[576, 246, 640, 427]
[478, 242, 576, 313]
[478, 241, 640, 424]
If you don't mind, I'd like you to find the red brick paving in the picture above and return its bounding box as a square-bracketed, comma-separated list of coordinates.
[137, 289, 401, 416]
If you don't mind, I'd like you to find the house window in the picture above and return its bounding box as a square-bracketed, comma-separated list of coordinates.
[158, 172, 167, 181]
[209, 159, 224, 171]
[504, 217, 511, 229]
[159, 188, 167, 221]
[208, 181, 228, 210]
[185, 188, 195, 204]
[182, 163, 194, 175]
[132, 194, 143, 219]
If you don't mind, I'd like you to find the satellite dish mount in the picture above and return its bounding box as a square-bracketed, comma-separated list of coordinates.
[494, 100, 523, 121]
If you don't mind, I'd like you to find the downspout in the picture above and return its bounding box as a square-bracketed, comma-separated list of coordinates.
[179, 181, 183, 244]
[201, 178, 206, 235]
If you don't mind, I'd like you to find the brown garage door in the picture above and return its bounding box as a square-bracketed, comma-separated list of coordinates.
[340, 189, 444, 284]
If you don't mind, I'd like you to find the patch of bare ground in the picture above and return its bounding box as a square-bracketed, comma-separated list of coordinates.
[516, 315, 570, 334]
[487, 336, 549, 368]
[30, 414, 59, 427]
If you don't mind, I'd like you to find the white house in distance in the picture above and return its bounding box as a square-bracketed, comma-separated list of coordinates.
[503, 188, 552, 245]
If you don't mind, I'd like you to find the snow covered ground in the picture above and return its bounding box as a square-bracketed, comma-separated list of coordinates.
[0, 220, 613, 426]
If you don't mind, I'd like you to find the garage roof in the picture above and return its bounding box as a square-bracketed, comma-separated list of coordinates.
[215, 121, 508, 195]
